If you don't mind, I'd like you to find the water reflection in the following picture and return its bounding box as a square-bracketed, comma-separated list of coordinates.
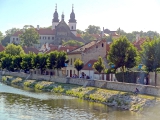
[0, 83, 160, 120]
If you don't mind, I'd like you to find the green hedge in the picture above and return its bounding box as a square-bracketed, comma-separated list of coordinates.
[115, 71, 147, 83]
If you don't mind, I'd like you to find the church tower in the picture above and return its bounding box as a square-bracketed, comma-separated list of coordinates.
[68, 4, 77, 35]
[52, 4, 59, 30]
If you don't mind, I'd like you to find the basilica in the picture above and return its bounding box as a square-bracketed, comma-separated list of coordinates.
[10, 4, 84, 48]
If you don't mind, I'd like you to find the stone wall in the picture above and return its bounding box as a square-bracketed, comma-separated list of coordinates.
[3, 72, 160, 96]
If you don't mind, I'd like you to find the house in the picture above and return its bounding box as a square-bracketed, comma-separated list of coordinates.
[10, 4, 84, 49]
[66, 40, 106, 77]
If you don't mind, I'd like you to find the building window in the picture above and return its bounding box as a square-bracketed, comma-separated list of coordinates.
[74, 58, 76, 62]
[67, 70, 68, 76]
[40, 36, 41, 39]
[13, 38, 15, 40]
[48, 37, 50, 40]
[16, 38, 18, 40]
[52, 37, 54, 40]
[102, 43, 104, 47]
[72, 26, 73, 29]
[96, 45, 98, 48]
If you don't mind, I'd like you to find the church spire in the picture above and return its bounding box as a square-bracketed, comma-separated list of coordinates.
[69, 4, 76, 23]
[52, 3, 59, 22]
[61, 12, 64, 21]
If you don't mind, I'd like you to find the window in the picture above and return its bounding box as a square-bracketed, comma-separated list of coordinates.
[67, 70, 68, 76]
[52, 37, 54, 40]
[48, 37, 50, 40]
[74, 58, 76, 62]
[13, 38, 15, 40]
[16, 38, 18, 40]
[102, 43, 104, 47]
[72, 26, 73, 29]
[40, 36, 41, 39]
[96, 45, 98, 48]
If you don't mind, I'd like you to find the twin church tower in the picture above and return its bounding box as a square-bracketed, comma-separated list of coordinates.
[52, 4, 77, 35]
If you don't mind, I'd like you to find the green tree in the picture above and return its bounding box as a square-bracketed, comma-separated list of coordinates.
[77, 29, 83, 34]
[12, 55, 22, 71]
[62, 40, 84, 46]
[1, 55, 13, 71]
[19, 28, 39, 47]
[74, 58, 84, 77]
[47, 51, 58, 69]
[5, 28, 20, 36]
[5, 44, 25, 56]
[21, 53, 33, 72]
[0, 31, 3, 43]
[32, 53, 47, 74]
[55, 51, 68, 76]
[107, 36, 139, 82]
[1, 36, 10, 46]
[93, 57, 105, 79]
[82, 32, 96, 43]
[85, 25, 101, 34]
[141, 37, 160, 86]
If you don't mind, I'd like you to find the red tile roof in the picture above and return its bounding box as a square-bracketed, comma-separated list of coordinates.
[22, 46, 39, 54]
[133, 37, 147, 50]
[0, 44, 5, 52]
[82, 59, 97, 70]
[12, 28, 55, 36]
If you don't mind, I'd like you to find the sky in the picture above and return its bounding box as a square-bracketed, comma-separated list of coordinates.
[1, 0, 160, 35]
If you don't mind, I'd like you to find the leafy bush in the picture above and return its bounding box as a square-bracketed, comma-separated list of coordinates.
[11, 77, 23, 84]
[35, 83, 44, 90]
[53, 86, 64, 93]
[2, 76, 7, 81]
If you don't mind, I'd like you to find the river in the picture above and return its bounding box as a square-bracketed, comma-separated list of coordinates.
[0, 82, 160, 120]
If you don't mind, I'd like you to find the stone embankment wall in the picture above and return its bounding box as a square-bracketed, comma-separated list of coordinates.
[3, 72, 160, 96]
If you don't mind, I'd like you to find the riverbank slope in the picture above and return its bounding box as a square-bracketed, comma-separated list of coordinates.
[1, 75, 160, 112]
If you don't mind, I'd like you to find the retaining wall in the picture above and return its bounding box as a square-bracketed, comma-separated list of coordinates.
[3, 72, 160, 96]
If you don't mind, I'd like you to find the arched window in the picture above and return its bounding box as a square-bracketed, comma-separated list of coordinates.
[102, 43, 104, 47]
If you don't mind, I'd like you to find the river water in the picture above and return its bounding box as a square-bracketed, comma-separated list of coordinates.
[0, 83, 160, 120]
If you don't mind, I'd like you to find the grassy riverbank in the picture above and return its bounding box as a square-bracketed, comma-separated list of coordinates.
[1, 75, 160, 112]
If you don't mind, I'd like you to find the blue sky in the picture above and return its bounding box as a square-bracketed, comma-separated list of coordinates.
[1, 0, 160, 35]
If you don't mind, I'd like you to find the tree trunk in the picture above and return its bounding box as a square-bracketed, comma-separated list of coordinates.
[155, 70, 157, 87]
[78, 71, 79, 78]
[122, 66, 125, 82]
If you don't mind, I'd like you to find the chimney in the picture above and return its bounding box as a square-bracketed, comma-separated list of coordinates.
[37, 25, 39, 30]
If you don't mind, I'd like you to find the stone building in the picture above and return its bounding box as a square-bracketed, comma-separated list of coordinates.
[66, 40, 106, 77]
[10, 4, 84, 49]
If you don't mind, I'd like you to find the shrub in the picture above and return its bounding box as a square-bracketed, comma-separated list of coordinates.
[2, 76, 7, 82]
[11, 77, 23, 84]
[53, 86, 64, 93]
[35, 83, 44, 90]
